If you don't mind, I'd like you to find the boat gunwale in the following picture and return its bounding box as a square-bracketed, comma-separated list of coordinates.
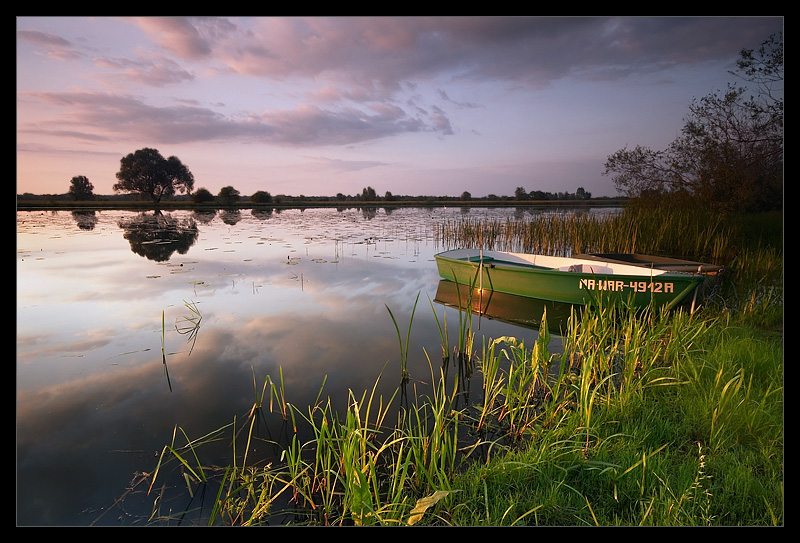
[434, 249, 705, 279]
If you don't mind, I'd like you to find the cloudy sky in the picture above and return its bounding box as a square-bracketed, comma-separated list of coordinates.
[16, 16, 783, 199]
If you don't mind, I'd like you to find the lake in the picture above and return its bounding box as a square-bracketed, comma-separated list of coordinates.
[16, 205, 612, 526]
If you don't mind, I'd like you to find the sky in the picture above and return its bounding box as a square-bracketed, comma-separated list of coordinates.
[16, 16, 783, 199]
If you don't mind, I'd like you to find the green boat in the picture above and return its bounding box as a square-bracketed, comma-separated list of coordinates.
[434, 249, 708, 310]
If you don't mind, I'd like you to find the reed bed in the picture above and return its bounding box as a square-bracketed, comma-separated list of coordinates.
[138, 205, 782, 526]
[141, 296, 782, 525]
[435, 206, 733, 262]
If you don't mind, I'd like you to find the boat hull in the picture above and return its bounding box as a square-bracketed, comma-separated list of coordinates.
[435, 249, 706, 310]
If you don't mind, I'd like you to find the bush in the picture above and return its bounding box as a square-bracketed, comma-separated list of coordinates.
[192, 187, 215, 204]
[251, 190, 272, 204]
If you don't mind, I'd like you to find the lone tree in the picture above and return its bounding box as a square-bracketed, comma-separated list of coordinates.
[68, 175, 95, 201]
[603, 33, 783, 212]
[114, 148, 195, 204]
[360, 186, 377, 201]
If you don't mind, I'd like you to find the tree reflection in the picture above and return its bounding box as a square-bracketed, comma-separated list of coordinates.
[219, 208, 242, 225]
[251, 207, 273, 220]
[192, 209, 217, 224]
[72, 210, 98, 230]
[118, 211, 199, 262]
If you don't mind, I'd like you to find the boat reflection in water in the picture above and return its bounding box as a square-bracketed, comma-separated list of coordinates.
[433, 279, 576, 333]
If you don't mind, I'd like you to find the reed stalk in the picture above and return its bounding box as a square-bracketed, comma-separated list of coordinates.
[387, 292, 420, 383]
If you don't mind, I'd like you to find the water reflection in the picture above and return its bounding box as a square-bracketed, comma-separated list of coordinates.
[433, 279, 575, 333]
[16, 206, 610, 525]
[119, 211, 199, 262]
[72, 210, 98, 230]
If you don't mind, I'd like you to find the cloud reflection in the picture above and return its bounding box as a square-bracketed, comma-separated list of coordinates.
[17, 207, 550, 525]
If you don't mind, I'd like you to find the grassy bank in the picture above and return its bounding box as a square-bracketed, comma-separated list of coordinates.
[444, 310, 782, 526]
[137, 205, 783, 526]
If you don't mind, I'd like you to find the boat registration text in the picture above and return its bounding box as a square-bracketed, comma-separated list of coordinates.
[579, 278, 674, 294]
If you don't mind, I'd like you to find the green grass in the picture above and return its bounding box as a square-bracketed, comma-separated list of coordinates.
[443, 310, 782, 526]
[137, 205, 782, 526]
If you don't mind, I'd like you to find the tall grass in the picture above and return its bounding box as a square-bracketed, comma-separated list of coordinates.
[435, 206, 733, 261]
[442, 304, 782, 526]
[140, 289, 780, 525]
[137, 205, 782, 526]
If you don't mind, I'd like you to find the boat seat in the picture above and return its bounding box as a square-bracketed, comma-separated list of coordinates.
[465, 255, 494, 263]
[560, 263, 614, 274]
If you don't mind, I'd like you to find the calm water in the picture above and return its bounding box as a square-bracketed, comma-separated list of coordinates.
[16, 205, 607, 526]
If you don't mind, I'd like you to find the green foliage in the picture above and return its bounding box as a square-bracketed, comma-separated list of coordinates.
[443, 306, 782, 526]
[140, 295, 782, 526]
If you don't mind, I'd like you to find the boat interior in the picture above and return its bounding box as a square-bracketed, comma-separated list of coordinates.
[443, 249, 671, 277]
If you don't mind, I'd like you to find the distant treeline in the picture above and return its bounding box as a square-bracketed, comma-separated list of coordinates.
[17, 193, 627, 210]
[18, 190, 622, 205]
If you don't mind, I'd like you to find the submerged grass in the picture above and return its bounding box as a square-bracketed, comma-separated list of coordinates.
[137, 205, 782, 526]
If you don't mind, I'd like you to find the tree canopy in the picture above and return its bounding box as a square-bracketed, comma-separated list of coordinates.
[603, 33, 783, 212]
[113, 148, 195, 204]
[217, 186, 241, 206]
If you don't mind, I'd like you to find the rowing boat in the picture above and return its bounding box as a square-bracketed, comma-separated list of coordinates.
[434, 249, 708, 310]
